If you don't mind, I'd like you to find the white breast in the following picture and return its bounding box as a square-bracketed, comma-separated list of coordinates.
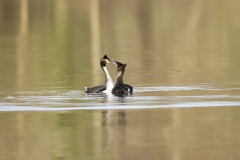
[102, 66, 114, 93]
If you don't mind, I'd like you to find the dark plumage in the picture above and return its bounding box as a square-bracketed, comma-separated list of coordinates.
[85, 85, 106, 93]
[111, 61, 133, 94]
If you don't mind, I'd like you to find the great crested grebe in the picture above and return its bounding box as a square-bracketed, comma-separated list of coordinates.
[111, 61, 133, 94]
[85, 55, 114, 93]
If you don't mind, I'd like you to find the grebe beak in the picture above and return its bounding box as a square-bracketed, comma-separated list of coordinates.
[109, 60, 122, 68]
[109, 59, 118, 66]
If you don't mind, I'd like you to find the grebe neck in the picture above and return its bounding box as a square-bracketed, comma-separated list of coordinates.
[102, 66, 112, 80]
[115, 70, 124, 85]
[102, 66, 113, 91]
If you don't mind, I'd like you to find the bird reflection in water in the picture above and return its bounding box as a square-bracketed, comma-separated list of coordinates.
[101, 93, 129, 125]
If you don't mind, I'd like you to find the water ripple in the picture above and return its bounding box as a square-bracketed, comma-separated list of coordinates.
[0, 101, 240, 112]
[1, 84, 240, 112]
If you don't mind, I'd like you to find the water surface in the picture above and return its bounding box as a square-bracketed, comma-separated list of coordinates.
[1, 0, 240, 160]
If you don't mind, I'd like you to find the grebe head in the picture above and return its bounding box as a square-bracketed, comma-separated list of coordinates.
[115, 61, 127, 72]
[100, 55, 112, 66]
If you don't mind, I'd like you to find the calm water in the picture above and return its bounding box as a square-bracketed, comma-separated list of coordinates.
[1, 0, 240, 159]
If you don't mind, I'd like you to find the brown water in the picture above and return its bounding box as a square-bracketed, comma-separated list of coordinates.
[1, 0, 240, 159]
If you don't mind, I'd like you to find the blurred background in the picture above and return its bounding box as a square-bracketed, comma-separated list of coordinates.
[1, 0, 240, 91]
[1, 0, 240, 160]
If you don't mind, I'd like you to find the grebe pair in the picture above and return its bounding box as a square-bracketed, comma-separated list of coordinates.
[84, 55, 133, 94]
